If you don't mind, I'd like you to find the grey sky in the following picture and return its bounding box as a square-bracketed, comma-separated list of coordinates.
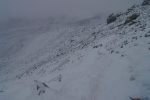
[0, 0, 142, 20]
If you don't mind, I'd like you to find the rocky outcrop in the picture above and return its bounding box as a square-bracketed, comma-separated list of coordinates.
[142, 0, 150, 6]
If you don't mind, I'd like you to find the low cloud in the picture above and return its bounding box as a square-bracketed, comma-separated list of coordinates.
[0, 0, 142, 20]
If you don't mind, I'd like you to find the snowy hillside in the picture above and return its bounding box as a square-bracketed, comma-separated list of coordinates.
[0, 1, 150, 100]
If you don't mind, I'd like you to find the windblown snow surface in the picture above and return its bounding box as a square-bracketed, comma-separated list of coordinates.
[0, 3, 150, 100]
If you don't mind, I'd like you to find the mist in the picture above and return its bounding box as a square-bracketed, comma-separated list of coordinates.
[1, 0, 142, 20]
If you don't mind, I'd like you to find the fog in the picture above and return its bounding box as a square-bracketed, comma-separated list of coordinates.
[1, 0, 142, 20]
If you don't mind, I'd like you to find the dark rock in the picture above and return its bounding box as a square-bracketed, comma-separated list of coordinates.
[58, 74, 62, 82]
[123, 40, 128, 45]
[121, 45, 123, 48]
[121, 55, 124, 57]
[144, 33, 150, 37]
[70, 39, 75, 43]
[111, 50, 114, 54]
[130, 97, 142, 100]
[42, 83, 49, 88]
[99, 44, 103, 47]
[130, 97, 149, 100]
[116, 51, 119, 54]
[127, 5, 137, 13]
[142, 0, 150, 6]
[93, 44, 103, 48]
[92, 32, 96, 35]
[107, 13, 117, 24]
[132, 36, 138, 40]
[129, 76, 136, 81]
[124, 13, 140, 24]
[93, 45, 99, 48]
[129, 21, 137, 26]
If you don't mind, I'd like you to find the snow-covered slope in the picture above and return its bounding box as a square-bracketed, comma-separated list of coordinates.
[0, 1, 150, 100]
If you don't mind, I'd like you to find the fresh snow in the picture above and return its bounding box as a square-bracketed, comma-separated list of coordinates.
[0, 2, 150, 100]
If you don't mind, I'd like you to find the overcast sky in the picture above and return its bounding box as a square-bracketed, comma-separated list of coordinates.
[1, 0, 142, 20]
